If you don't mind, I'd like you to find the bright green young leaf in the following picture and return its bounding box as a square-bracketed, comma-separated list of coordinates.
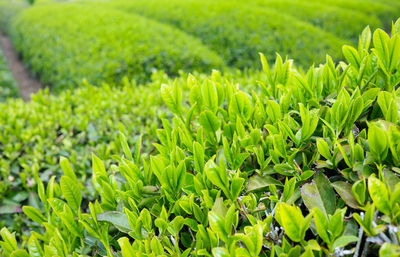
[22, 206, 47, 225]
[199, 110, 220, 134]
[60, 156, 77, 182]
[118, 237, 136, 257]
[379, 243, 400, 257]
[368, 175, 391, 216]
[368, 123, 389, 163]
[276, 203, 304, 242]
[373, 29, 390, 69]
[332, 235, 358, 249]
[60, 176, 82, 211]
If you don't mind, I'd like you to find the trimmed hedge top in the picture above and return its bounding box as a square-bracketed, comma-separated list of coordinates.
[10, 3, 225, 91]
[1, 19, 400, 257]
[297, 0, 400, 28]
[242, 0, 382, 42]
[108, 0, 347, 69]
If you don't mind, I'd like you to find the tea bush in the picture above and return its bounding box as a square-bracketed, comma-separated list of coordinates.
[10, 3, 225, 91]
[2, 21, 400, 256]
[298, 0, 400, 29]
[242, 0, 381, 42]
[0, 70, 265, 233]
[108, 0, 346, 69]
[0, 74, 166, 231]
[0, 47, 19, 100]
[0, 0, 27, 33]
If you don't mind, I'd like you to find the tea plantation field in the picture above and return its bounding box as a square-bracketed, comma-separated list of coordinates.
[0, 0, 400, 256]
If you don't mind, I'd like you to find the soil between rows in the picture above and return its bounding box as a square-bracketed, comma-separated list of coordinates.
[0, 33, 42, 101]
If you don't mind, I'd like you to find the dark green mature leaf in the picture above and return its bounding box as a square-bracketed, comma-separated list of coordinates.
[247, 175, 282, 192]
[332, 181, 359, 209]
[0, 202, 22, 214]
[97, 211, 132, 233]
[301, 173, 336, 216]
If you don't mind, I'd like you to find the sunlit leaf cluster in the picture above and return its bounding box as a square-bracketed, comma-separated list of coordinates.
[1, 21, 400, 256]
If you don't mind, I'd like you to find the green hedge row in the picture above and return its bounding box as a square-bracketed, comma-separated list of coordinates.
[0, 73, 165, 231]
[0, 69, 264, 233]
[243, 0, 381, 42]
[108, 0, 347, 69]
[1, 20, 400, 257]
[299, 0, 400, 29]
[11, 3, 224, 91]
[0, 48, 19, 101]
[0, 0, 27, 34]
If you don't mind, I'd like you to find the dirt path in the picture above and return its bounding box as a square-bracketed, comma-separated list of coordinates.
[0, 33, 42, 101]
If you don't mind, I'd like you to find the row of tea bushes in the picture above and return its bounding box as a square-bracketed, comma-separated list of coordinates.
[298, 0, 400, 28]
[242, 0, 382, 42]
[1, 20, 400, 257]
[0, 47, 19, 101]
[0, 73, 167, 231]
[107, 0, 347, 69]
[0, 69, 265, 233]
[10, 2, 225, 91]
[0, 0, 24, 101]
[0, 0, 26, 34]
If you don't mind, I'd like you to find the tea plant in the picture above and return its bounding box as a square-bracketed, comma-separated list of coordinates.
[10, 2, 224, 91]
[0, 48, 19, 101]
[0, 0, 26, 34]
[1, 21, 400, 257]
[107, 0, 347, 68]
[240, 0, 382, 42]
[0, 74, 168, 232]
[0, 70, 265, 235]
[297, 0, 400, 29]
